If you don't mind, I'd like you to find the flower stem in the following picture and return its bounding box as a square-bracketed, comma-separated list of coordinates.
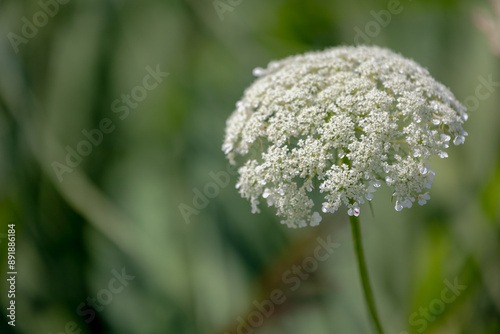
[349, 214, 384, 334]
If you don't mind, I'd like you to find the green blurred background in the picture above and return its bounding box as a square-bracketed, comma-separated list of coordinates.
[0, 0, 499, 333]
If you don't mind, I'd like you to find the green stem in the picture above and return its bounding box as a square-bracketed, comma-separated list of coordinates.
[349, 215, 384, 334]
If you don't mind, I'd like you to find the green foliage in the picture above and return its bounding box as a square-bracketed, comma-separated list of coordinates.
[0, 0, 499, 333]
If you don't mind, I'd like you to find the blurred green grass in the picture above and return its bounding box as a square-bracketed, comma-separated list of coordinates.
[0, 0, 499, 333]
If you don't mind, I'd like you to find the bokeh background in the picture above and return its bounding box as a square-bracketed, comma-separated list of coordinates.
[0, 0, 499, 333]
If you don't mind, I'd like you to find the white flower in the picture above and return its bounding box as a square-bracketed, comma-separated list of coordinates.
[385, 176, 394, 186]
[418, 192, 431, 206]
[438, 151, 448, 158]
[223, 46, 468, 228]
[453, 135, 465, 145]
[311, 212, 322, 226]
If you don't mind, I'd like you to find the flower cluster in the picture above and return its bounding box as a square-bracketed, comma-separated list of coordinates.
[222, 46, 468, 228]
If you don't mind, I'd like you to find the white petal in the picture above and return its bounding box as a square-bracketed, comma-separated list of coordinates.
[311, 212, 322, 226]
[453, 136, 465, 145]
[252, 67, 265, 77]
[438, 151, 448, 158]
